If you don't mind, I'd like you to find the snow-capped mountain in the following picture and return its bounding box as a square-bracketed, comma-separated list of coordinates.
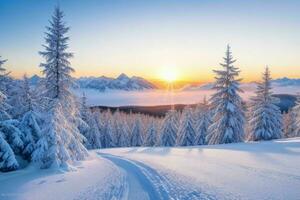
[272, 77, 300, 86]
[77, 73, 157, 91]
[29, 73, 157, 91]
[182, 78, 300, 91]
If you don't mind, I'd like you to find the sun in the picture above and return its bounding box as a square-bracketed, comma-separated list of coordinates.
[160, 68, 178, 83]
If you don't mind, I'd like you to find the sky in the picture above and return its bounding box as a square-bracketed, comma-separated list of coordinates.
[1, 0, 300, 83]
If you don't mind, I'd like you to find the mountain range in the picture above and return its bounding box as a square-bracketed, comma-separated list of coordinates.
[29, 73, 157, 91]
[182, 77, 300, 91]
[28, 74, 300, 92]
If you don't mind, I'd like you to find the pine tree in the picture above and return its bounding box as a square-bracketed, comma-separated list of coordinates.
[118, 119, 130, 147]
[19, 111, 41, 160]
[18, 76, 42, 160]
[85, 116, 102, 149]
[0, 91, 23, 171]
[20, 76, 35, 112]
[144, 119, 157, 146]
[0, 57, 7, 74]
[112, 110, 123, 147]
[159, 110, 178, 146]
[79, 93, 101, 149]
[194, 98, 212, 145]
[80, 92, 89, 122]
[113, 111, 130, 147]
[101, 112, 115, 148]
[293, 96, 300, 137]
[0, 133, 18, 172]
[0, 59, 22, 171]
[0, 90, 11, 121]
[92, 111, 107, 148]
[32, 7, 88, 169]
[0, 57, 11, 94]
[206, 45, 245, 144]
[130, 117, 143, 147]
[248, 67, 283, 141]
[7, 82, 22, 119]
[177, 107, 196, 146]
[283, 109, 297, 138]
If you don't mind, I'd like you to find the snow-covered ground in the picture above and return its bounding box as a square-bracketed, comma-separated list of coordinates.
[1, 138, 300, 200]
[99, 138, 300, 200]
[0, 153, 127, 200]
[73, 85, 299, 107]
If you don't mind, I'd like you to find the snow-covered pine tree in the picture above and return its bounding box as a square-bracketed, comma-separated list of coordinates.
[117, 119, 130, 147]
[79, 93, 101, 149]
[0, 57, 21, 121]
[19, 111, 41, 160]
[112, 110, 122, 147]
[144, 119, 157, 146]
[194, 97, 212, 145]
[113, 111, 131, 147]
[32, 7, 88, 169]
[18, 75, 42, 160]
[0, 133, 18, 172]
[0, 57, 7, 75]
[293, 95, 300, 137]
[100, 111, 115, 148]
[84, 116, 102, 149]
[0, 90, 23, 171]
[92, 111, 107, 148]
[283, 109, 298, 138]
[130, 117, 143, 147]
[19, 75, 35, 114]
[0, 88, 11, 121]
[159, 110, 178, 146]
[0, 56, 11, 94]
[206, 45, 245, 145]
[0, 57, 12, 121]
[80, 92, 89, 123]
[248, 67, 283, 141]
[6, 81, 22, 119]
[177, 107, 196, 146]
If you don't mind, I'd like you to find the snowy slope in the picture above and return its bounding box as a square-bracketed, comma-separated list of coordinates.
[99, 138, 300, 200]
[1, 138, 299, 200]
[0, 152, 127, 200]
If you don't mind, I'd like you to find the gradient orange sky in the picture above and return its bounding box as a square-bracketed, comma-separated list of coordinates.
[1, 0, 300, 83]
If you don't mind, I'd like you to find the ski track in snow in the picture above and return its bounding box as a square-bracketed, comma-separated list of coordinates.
[98, 152, 216, 200]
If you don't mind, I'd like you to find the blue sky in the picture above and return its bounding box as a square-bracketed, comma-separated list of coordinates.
[1, 0, 300, 82]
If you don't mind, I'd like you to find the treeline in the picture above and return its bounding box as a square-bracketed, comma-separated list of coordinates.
[84, 88, 300, 149]
[0, 7, 299, 172]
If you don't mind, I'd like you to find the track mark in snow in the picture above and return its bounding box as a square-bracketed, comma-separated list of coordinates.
[56, 178, 66, 183]
[99, 153, 160, 200]
[98, 153, 212, 200]
[37, 180, 47, 185]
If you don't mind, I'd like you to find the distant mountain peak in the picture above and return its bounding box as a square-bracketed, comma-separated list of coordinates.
[117, 73, 130, 80]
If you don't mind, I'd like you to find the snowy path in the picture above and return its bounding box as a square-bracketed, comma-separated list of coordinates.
[98, 153, 207, 200]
